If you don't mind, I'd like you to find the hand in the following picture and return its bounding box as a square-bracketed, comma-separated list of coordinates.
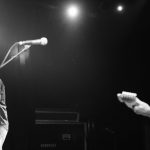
[117, 91, 150, 117]
[117, 92, 138, 109]
[133, 99, 150, 117]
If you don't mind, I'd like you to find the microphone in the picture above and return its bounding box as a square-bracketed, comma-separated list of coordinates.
[19, 37, 48, 46]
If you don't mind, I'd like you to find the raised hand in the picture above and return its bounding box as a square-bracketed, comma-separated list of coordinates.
[117, 91, 150, 118]
[117, 91, 138, 109]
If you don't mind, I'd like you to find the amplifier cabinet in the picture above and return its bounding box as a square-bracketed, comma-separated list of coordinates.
[30, 122, 87, 150]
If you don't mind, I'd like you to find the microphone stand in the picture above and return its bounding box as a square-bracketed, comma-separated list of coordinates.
[0, 43, 31, 69]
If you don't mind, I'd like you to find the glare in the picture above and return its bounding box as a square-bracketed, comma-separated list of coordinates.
[117, 5, 124, 12]
[65, 4, 80, 19]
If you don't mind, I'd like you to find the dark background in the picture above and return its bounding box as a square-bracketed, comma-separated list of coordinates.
[0, 0, 150, 150]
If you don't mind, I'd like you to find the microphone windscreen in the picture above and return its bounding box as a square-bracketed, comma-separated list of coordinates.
[41, 37, 48, 45]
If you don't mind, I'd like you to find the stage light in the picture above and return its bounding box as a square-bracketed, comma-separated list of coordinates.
[116, 5, 124, 12]
[65, 4, 80, 20]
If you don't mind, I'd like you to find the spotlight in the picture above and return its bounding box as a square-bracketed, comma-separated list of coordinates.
[116, 5, 124, 12]
[65, 4, 81, 21]
[67, 5, 79, 18]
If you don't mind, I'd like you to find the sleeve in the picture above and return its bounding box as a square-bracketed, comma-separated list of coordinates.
[0, 79, 9, 131]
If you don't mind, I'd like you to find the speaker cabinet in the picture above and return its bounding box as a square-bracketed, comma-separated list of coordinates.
[30, 122, 87, 150]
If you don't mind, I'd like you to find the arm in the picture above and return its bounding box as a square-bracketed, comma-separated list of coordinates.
[0, 79, 9, 149]
[117, 91, 150, 118]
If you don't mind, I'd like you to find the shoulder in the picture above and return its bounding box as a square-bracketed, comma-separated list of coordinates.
[0, 79, 5, 104]
[0, 79, 4, 85]
[0, 79, 5, 88]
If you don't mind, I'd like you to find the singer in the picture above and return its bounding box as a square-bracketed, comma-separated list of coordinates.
[0, 79, 9, 150]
